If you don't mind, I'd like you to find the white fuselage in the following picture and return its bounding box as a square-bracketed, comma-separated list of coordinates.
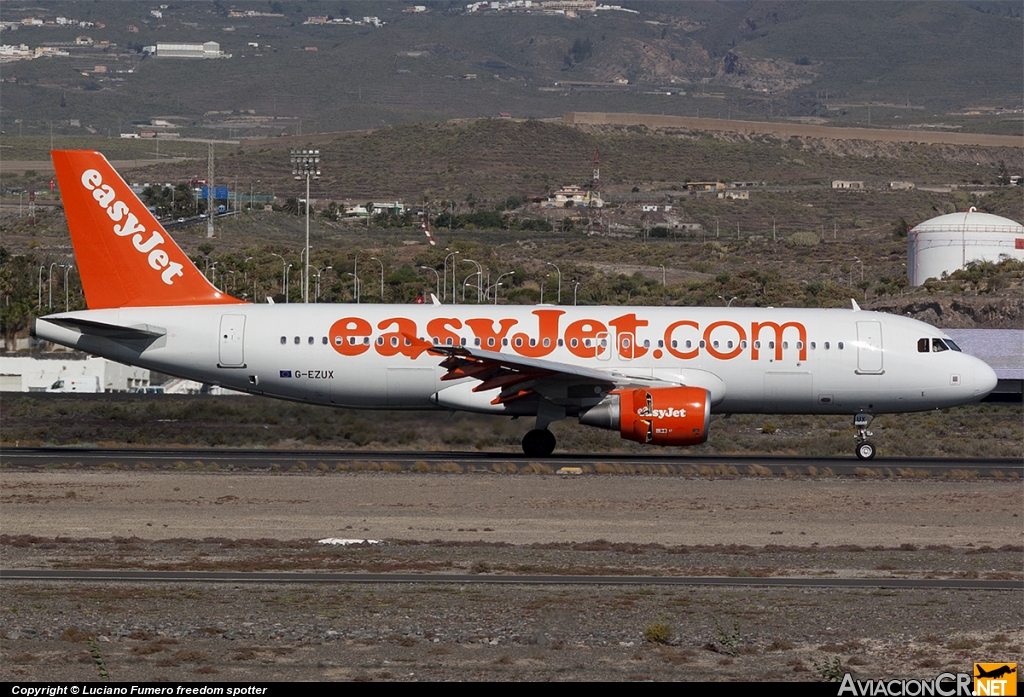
[34, 304, 997, 417]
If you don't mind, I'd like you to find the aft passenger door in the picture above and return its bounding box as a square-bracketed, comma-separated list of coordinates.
[218, 314, 246, 368]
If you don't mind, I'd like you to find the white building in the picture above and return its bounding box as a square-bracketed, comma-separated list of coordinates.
[155, 41, 227, 59]
[0, 355, 150, 392]
[908, 208, 1024, 286]
[546, 185, 603, 208]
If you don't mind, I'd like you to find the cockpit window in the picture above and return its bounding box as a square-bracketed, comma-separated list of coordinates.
[918, 338, 929, 353]
[944, 339, 962, 352]
[931, 338, 949, 352]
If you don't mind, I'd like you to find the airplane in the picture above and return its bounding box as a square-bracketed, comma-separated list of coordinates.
[32, 150, 999, 458]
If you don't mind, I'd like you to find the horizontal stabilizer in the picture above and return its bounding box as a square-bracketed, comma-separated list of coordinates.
[44, 316, 166, 341]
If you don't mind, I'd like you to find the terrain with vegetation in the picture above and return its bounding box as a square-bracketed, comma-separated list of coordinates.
[0, 1, 1020, 139]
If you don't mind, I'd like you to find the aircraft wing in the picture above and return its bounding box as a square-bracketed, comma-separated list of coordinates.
[426, 343, 678, 406]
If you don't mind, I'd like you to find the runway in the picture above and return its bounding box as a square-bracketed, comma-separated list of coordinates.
[3, 449, 1020, 682]
[3, 446, 1020, 477]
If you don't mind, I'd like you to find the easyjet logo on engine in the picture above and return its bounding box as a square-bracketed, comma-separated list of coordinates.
[644, 407, 688, 419]
[80, 169, 184, 285]
[327, 310, 807, 363]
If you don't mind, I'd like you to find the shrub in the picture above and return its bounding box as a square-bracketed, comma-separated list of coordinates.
[643, 622, 673, 644]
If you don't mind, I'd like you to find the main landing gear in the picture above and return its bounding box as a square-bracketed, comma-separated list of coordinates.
[854, 413, 876, 460]
[522, 429, 556, 457]
[521, 402, 564, 457]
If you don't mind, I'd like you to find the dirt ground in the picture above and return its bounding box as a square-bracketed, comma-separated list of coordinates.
[2, 471, 1022, 682]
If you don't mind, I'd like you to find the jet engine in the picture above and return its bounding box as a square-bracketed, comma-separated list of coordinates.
[579, 386, 711, 446]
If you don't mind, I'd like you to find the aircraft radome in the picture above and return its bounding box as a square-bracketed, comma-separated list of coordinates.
[33, 151, 998, 458]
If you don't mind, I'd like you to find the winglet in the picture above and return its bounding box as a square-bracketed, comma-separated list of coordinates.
[430, 293, 441, 306]
[851, 299, 862, 311]
[51, 150, 243, 309]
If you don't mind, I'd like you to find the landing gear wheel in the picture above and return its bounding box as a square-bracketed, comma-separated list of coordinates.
[856, 441, 876, 460]
[522, 429, 556, 457]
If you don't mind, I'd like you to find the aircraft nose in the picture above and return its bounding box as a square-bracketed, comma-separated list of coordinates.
[973, 359, 998, 398]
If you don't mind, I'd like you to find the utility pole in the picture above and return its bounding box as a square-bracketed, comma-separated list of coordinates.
[206, 142, 215, 238]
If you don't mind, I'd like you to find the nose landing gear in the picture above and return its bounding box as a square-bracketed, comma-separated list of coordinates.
[854, 413, 876, 460]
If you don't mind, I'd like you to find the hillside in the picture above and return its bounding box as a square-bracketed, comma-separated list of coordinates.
[0, 1, 1020, 139]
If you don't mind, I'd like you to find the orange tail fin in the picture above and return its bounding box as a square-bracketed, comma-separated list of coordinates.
[51, 150, 243, 309]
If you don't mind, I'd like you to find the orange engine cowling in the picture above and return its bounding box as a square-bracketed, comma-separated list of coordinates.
[579, 386, 711, 446]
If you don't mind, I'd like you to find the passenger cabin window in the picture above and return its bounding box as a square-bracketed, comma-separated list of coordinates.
[294, 336, 300, 345]
[322, 337, 328, 345]
[308, 337, 314, 345]
[280, 336, 287, 345]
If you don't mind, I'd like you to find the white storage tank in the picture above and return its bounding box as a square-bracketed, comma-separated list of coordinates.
[908, 207, 1024, 286]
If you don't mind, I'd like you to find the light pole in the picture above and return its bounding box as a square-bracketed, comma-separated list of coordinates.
[370, 257, 385, 300]
[462, 272, 477, 302]
[313, 266, 331, 302]
[347, 273, 361, 303]
[284, 264, 292, 303]
[443, 250, 459, 303]
[853, 256, 864, 282]
[48, 262, 61, 309]
[718, 295, 737, 307]
[546, 262, 561, 304]
[573, 281, 581, 306]
[270, 253, 286, 297]
[37, 265, 45, 309]
[291, 149, 320, 303]
[419, 266, 440, 299]
[463, 259, 483, 303]
[242, 256, 253, 290]
[299, 246, 310, 300]
[492, 271, 514, 305]
[63, 265, 74, 311]
[353, 252, 359, 304]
